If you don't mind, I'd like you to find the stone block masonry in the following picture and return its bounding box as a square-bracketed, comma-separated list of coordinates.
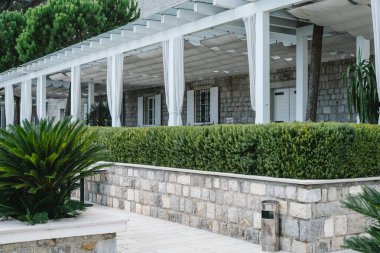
[0, 233, 116, 253]
[83, 163, 380, 253]
[86, 164, 380, 253]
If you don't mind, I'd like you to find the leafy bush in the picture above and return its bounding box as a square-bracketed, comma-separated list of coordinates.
[88, 123, 380, 179]
[342, 186, 380, 252]
[343, 57, 379, 124]
[86, 103, 111, 126]
[0, 118, 107, 224]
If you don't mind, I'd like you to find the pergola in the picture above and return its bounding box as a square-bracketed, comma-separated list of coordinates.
[0, 0, 379, 126]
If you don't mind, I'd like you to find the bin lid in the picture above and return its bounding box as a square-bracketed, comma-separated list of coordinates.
[262, 200, 279, 212]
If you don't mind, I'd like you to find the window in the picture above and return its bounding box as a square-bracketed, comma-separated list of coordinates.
[137, 94, 161, 126]
[144, 96, 155, 125]
[195, 88, 210, 123]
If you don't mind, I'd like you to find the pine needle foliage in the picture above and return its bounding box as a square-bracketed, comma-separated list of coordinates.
[86, 103, 112, 127]
[342, 187, 380, 253]
[0, 118, 108, 224]
[343, 57, 380, 124]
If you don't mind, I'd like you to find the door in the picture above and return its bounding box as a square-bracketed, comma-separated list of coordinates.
[273, 88, 296, 123]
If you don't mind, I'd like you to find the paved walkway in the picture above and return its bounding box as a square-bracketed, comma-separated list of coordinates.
[114, 209, 355, 253]
[117, 212, 287, 253]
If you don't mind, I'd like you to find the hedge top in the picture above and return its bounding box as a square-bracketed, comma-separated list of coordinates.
[88, 123, 380, 180]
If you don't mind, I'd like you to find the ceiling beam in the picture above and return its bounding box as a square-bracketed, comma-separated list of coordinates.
[213, 0, 246, 9]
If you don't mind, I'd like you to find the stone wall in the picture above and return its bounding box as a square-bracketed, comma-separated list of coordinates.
[123, 76, 256, 127]
[121, 58, 355, 127]
[84, 163, 378, 253]
[271, 58, 355, 122]
[0, 233, 116, 253]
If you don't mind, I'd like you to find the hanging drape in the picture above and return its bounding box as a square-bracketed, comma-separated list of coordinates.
[71, 65, 81, 121]
[5, 85, 14, 126]
[371, 0, 380, 123]
[162, 40, 170, 108]
[106, 56, 112, 114]
[20, 79, 32, 123]
[36, 75, 46, 120]
[112, 54, 124, 127]
[107, 54, 124, 127]
[88, 82, 95, 111]
[162, 36, 185, 126]
[243, 15, 256, 111]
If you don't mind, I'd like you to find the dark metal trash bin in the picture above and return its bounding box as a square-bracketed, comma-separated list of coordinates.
[261, 200, 280, 252]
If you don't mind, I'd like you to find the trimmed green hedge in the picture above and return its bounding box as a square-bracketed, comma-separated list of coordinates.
[87, 123, 380, 179]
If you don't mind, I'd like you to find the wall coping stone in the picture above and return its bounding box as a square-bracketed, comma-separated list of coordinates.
[0, 205, 127, 245]
[106, 162, 380, 186]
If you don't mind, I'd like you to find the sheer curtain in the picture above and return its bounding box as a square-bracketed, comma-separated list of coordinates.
[162, 36, 185, 126]
[20, 79, 32, 123]
[107, 54, 124, 127]
[36, 75, 46, 120]
[112, 54, 124, 127]
[371, 0, 380, 123]
[243, 15, 256, 112]
[107, 56, 113, 114]
[71, 66, 81, 121]
[5, 85, 14, 126]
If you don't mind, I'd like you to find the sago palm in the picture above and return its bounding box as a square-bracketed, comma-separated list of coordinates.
[0, 118, 108, 224]
[342, 186, 380, 253]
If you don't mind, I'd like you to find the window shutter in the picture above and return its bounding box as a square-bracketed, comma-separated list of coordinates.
[210, 86, 219, 124]
[155, 94, 161, 126]
[187, 90, 194, 125]
[137, 97, 143, 126]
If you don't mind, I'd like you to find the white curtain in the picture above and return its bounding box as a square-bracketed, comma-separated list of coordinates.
[37, 75, 46, 120]
[162, 40, 170, 108]
[20, 79, 32, 123]
[5, 85, 14, 126]
[243, 15, 256, 111]
[162, 36, 185, 126]
[113, 54, 124, 127]
[70, 65, 81, 121]
[106, 56, 112, 113]
[371, 0, 380, 123]
[88, 82, 95, 112]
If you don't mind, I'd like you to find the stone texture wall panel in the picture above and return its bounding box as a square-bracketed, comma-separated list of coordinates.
[80, 164, 378, 253]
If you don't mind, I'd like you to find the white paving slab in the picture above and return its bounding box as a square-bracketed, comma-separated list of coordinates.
[86, 204, 358, 253]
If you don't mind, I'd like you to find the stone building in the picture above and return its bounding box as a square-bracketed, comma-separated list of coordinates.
[0, 0, 378, 128]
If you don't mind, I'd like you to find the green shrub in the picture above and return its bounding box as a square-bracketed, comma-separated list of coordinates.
[86, 102, 111, 126]
[0, 118, 108, 224]
[88, 123, 380, 180]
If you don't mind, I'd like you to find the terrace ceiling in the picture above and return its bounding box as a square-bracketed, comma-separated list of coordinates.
[0, 0, 374, 99]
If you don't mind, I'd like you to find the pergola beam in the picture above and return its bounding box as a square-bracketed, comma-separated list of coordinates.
[0, 0, 310, 88]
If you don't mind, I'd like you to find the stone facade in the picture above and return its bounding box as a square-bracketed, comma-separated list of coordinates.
[121, 58, 355, 127]
[0, 233, 116, 253]
[83, 163, 378, 253]
[271, 58, 355, 122]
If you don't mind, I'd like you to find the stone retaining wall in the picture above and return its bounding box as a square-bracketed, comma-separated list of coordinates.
[0, 233, 116, 253]
[83, 163, 378, 253]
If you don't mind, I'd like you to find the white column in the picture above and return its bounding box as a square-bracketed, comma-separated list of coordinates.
[356, 36, 370, 62]
[371, 0, 380, 124]
[88, 82, 95, 112]
[254, 11, 270, 124]
[5, 85, 14, 126]
[243, 15, 256, 112]
[296, 30, 308, 122]
[20, 79, 32, 123]
[37, 75, 47, 120]
[162, 36, 185, 126]
[107, 54, 124, 127]
[70, 65, 81, 121]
